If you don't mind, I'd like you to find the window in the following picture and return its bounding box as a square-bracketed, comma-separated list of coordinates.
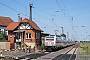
[14, 33, 17, 37]
[26, 33, 31, 39]
[45, 36, 54, 41]
[10, 34, 12, 37]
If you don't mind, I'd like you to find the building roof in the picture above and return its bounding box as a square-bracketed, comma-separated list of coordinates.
[0, 16, 14, 26]
[41, 33, 50, 37]
[6, 22, 19, 31]
[6, 18, 42, 31]
[22, 18, 42, 31]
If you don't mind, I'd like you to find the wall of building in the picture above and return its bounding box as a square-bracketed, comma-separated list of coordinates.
[8, 29, 42, 50]
[35, 31, 42, 50]
[24, 30, 41, 49]
[24, 30, 36, 42]
[0, 26, 6, 30]
[8, 31, 15, 43]
[0, 42, 10, 51]
[24, 30, 35, 49]
[8, 31, 15, 49]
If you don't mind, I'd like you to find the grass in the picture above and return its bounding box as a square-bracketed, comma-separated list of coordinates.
[79, 42, 90, 55]
[0, 56, 13, 60]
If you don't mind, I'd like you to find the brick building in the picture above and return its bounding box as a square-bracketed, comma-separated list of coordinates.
[6, 17, 42, 50]
[0, 16, 14, 35]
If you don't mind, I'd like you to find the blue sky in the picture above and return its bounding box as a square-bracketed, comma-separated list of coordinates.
[0, 0, 90, 41]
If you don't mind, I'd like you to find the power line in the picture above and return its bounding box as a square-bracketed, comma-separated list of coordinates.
[55, 0, 79, 41]
[34, 19, 54, 29]
[60, 0, 77, 36]
[13, 0, 28, 16]
[34, 7, 52, 16]
[73, 10, 90, 17]
[0, 2, 28, 17]
[55, 0, 70, 23]
[33, 12, 59, 28]
[34, 7, 59, 28]
[13, 0, 26, 8]
[61, 0, 71, 18]
[0, 1, 55, 30]
[12, 0, 60, 30]
[60, 0, 90, 17]
[67, 5, 90, 11]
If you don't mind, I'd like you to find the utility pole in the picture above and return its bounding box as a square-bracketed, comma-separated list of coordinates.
[67, 32, 69, 40]
[29, 4, 33, 20]
[17, 13, 20, 48]
[54, 30, 58, 35]
[61, 27, 64, 34]
[17, 13, 20, 22]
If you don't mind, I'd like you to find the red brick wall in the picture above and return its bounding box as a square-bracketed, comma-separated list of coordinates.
[36, 31, 42, 50]
[8, 30, 42, 50]
[5, 42, 10, 51]
[0, 42, 10, 51]
[8, 31, 14, 43]
[8, 31, 15, 49]
[24, 30, 36, 42]
[24, 30, 41, 50]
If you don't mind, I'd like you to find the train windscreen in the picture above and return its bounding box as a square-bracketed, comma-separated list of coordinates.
[45, 36, 54, 41]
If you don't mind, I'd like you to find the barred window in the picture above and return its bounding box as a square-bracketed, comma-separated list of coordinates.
[26, 33, 31, 39]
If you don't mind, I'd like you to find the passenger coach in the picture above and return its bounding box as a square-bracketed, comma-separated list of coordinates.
[44, 35, 74, 51]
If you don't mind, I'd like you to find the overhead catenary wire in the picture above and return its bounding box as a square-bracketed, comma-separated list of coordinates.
[67, 5, 90, 11]
[61, 0, 71, 18]
[12, 0, 81, 38]
[0, 2, 55, 30]
[34, 19, 55, 29]
[13, 0, 27, 16]
[55, 0, 70, 23]
[13, 0, 90, 18]
[55, 0, 80, 41]
[60, 1, 90, 17]
[1, 0, 87, 37]
[0, 2, 28, 17]
[60, 0, 76, 37]
[12, 0, 60, 30]
[73, 10, 90, 17]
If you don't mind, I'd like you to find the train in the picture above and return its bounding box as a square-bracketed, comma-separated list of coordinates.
[44, 35, 75, 51]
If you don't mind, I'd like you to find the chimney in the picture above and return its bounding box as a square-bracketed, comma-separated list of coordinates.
[17, 13, 20, 22]
[29, 4, 33, 20]
[20, 17, 22, 22]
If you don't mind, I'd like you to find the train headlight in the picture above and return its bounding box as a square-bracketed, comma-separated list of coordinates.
[51, 42, 54, 44]
[45, 42, 48, 44]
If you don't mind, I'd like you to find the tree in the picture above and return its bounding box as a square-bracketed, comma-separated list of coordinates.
[0, 34, 5, 40]
[0, 31, 8, 40]
[3, 33, 8, 40]
[60, 34, 66, 37]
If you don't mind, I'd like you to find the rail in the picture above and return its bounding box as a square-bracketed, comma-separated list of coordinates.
[54, 43, 78, 60]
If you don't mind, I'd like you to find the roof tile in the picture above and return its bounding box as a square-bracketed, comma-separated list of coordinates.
[6, 18, 42, 31]
[6, 22, 19, 30]
[0, 16, 14, 26]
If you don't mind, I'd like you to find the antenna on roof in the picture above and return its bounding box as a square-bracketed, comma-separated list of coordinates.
[29, 3, 33, 20]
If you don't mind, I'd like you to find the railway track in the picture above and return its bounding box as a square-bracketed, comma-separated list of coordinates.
[37, 43, 78, 60]
[52, 44, 78, 60]
[12, 43, 78, 60]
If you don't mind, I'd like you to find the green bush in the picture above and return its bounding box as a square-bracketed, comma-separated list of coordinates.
[41, 44, 45, 50]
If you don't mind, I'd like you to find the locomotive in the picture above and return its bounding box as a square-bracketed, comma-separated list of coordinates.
[44, 35, 75, 51]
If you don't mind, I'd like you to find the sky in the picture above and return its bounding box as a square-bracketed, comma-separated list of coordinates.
[0, 0, 90, 41]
